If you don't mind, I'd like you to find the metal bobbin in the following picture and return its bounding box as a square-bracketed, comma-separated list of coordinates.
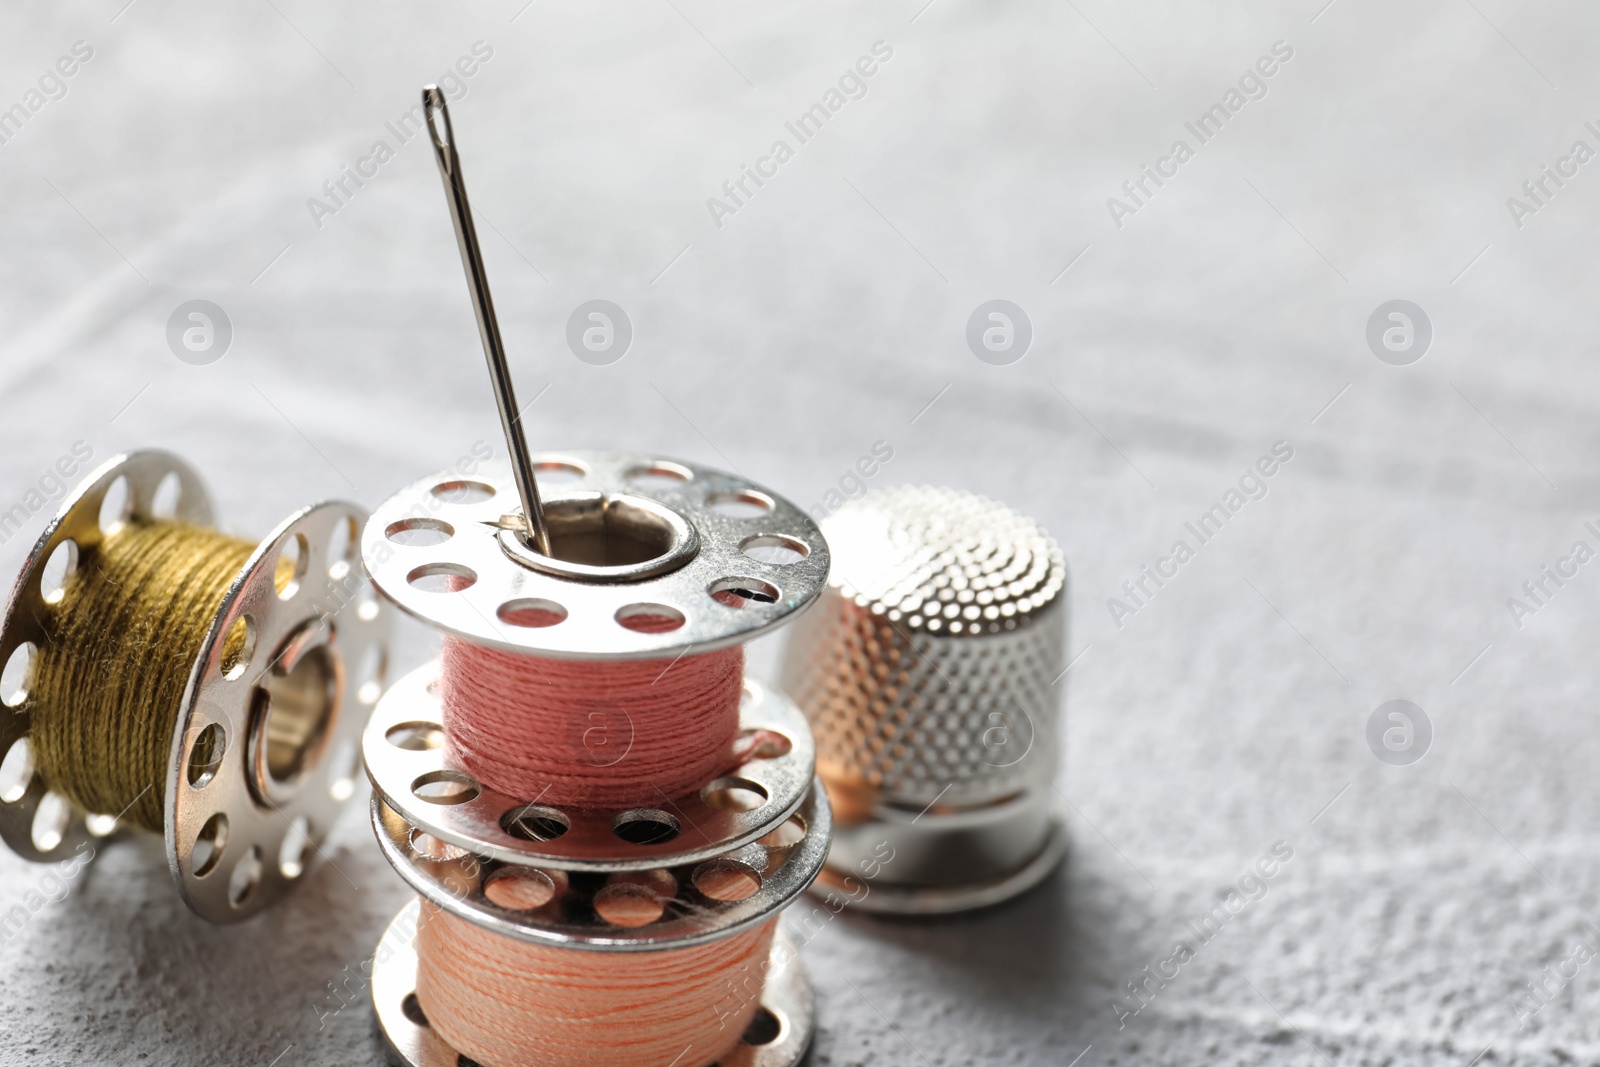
[372, 900, 816, 1067]
[360, 453, 833, 1064]
[365, 666, 817, 872]
[0, 450, 391, 922]
[368, 776, 828, 1066]
[779, 485, 1070, 914]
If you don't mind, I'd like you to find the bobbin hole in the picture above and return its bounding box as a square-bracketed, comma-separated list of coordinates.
[0, 738, 34, 803]
[702, 777, 769, 813]
[357, 644, 387, 705]
[192, 813, 228, 876]
[258, 642, 337, 789]
[593, 882, 666, 927]
[710, 578, 780, 609]
[387, 721, 445, 751]
[186, 723, 226, 788]
[615, 603, 685, 634]
[98, 476, 131, 535]
[742, 1007, 783, 1046]
[401, 993, 429, 1028]
[693, 859, 762, 902]
[409, 828, 467, 861]
[758, 814, 807, 850]
[31, 791, 71, 852]
[275, 534, 309, 600]
[408, 563, 477, 593]
[328, 739, 359, 802]
[413, 770, 480, 805]
[542, 496, 678, 567]
[39, 540, 78, 604]
[502, 804, 569, 842]
[707, 490, 774, 519]
[626, 461, 693, 492]
[740, 534, 810, 565]
[484, 867, 561, 910]
[279, 816, 311, 879]
[612, 808, 680, 845]
[229, 846, 263, 908]
[735, 728, 793, 761]
[498, 599, 567, 628]
[533, 460, 587, 484]
[356, 585, 381, 622]
[386, 518, 454, 547]
[431, 480, 495, 505]
[85, 813, 117, 837]
[2, 643, 36, 707]
[326, 515, 358, 579]
[220, 616, 256, 680]
[151, 471, 182, 519]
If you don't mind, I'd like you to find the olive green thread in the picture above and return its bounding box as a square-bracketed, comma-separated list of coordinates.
[30, 522, 256, 831]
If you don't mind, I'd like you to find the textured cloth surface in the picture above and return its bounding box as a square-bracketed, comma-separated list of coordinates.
[1, 2, 1598, 1065]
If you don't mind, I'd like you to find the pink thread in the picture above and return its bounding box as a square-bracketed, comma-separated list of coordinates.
[416, 901, 777, 1067]
[440, 638, 744, 807]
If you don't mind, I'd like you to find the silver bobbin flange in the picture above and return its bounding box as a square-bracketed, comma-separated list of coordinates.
[365, 663, 816, 872]
[361, 452, 829, 660]
[0, 451, 391, 922]
[372, 771, 830, 951]
[372, 897, 815, 1067]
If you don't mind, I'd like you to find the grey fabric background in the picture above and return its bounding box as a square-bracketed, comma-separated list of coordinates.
[1, 1, 1598, 1064]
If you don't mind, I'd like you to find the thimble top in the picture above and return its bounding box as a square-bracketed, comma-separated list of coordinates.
[823, 486, 1065, 635]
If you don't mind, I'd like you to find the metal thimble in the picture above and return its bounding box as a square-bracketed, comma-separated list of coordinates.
[778, 485, 1069, 913]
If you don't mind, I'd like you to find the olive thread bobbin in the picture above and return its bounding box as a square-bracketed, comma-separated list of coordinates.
[360, 451, 834, 1066]
[0, 450, 391, 922]
[779, 485, 1070, 914]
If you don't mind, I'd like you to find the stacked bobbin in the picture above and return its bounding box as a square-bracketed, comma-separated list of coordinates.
[780, 486, 1069, 914]
[0, 450, 389, 921]
[360, 452, 834, 1067]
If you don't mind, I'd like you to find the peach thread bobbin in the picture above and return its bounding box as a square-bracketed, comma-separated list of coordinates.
[359, 86, 834, 1067]
[0, 449, 390, 922]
